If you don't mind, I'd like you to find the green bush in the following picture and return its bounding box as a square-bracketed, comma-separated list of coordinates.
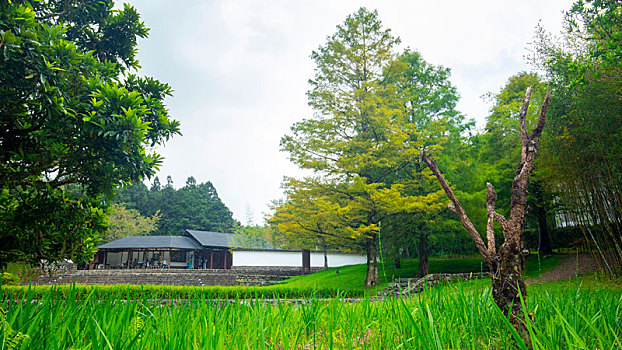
[1, 272, 21, 286]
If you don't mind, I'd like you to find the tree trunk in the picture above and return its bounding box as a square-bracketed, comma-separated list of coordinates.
[417, 231, 429, 278]
[492, 237, 531, 345]
[537, 214, 553, 255]
[365, 236, 379, 287]
[393, 256, 401, 269]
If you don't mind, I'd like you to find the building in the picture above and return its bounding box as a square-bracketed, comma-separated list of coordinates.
[93, 230, 365, 269]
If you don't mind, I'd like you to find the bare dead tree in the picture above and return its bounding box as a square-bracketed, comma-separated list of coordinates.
[421, 87, 550, 344]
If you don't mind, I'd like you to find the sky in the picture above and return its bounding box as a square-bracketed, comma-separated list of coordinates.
[123, 0, 575, 225]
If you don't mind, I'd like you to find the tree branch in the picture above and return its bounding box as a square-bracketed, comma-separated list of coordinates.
[493, 212, 509, 232]
[509, 90, 551, 228]
[519, 86, 532, 164]
[485, 182, 498, 256]
[421, 150, 492, 264]
[529, 91, 551, 142]
[448, 203, 457, 214]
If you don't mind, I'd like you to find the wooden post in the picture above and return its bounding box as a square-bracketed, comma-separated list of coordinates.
[209, 248, 213, 269]
[128, 249, 133, 269]
[226, 250, 233, 269]
[302, 249, 311, 274]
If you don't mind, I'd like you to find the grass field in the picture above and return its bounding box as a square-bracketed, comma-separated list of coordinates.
[280, 254, 558, 296]
[1, 277, 620, 349]
[4, 254, 616, 349]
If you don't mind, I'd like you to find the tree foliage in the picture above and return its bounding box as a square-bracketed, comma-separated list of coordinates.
[534, 0, 622, 276]
[275, 8, 476, 286]
[279, 8, 419, 287]
[115, 177, 239, 235]
[105, 203, 160, 242]
[0, 1, 180, 266]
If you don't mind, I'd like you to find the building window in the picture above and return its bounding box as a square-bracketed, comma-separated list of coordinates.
[170, 250, 186, 263]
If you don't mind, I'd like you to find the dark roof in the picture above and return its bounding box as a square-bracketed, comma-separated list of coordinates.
[185, 230, 276, 250]
[97, 231, 277, 251]
[185, 230, 235, 248]
[97, 236, 203, 250]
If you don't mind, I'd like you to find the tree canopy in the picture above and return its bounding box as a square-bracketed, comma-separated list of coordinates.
[274, 8, 473, 286]
[533, 0, 622, 276]
[105, 203, 160, 242]
[0, 0, 180, 266]
[114, 177, 239, 235]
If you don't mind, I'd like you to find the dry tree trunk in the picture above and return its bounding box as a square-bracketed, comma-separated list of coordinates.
[422, 87, 550, 346]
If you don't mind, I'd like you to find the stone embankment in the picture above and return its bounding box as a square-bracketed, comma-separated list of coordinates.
[25, 266, 321, 287]
[378, 272, 488, 298]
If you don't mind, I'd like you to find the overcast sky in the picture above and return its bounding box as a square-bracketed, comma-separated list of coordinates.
[123, 0, 574, 225]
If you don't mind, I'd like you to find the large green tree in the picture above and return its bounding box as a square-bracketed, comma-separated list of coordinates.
[0, 1, 180, 266]
[382, 51, 473, 276]
[280, 8, 422, 286]
[115, 177, 239, 235]
[534, 0, 622, 276]
[105, 203, 160, 242]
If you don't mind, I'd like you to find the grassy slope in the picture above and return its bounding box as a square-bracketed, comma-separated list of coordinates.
[280, 254, 561, 296]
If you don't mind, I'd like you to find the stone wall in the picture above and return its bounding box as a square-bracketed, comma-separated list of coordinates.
[26, 266, 323, 287]
[378, 272, 488, 297]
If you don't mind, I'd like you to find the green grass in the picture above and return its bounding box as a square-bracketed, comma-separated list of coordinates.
[1, 257, 616, 349]
[280, 255, 555, 296]
[523, 253, 561, 279]
[1, 282, 361, 301]
[2, 255, 563, 300]
[1, 278, 620, 349]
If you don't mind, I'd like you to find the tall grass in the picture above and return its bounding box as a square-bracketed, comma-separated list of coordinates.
[1, 279, 620, 349]
[1, 283, 360, 301]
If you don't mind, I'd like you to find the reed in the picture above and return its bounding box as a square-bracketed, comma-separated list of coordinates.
[1, 283, 360, 301]
[1, 279, 620, 349]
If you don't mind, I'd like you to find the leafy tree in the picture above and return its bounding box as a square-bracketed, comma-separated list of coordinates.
[270, 177, 359, 253]
[0, 1, 180, 267]
[381, 51, 472, 276]
[105, 203, 160, 242]
[150, 177, 162, 192]
[185, 176, 197, 187]
[165, 175, 174, 189]
[280, 8, 426, 286]
[115, 177, 239, 235]
[235, 224, 281, 250]
[534, 0, 622, 276]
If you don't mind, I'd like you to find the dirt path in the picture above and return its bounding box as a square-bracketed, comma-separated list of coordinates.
[527, 253, 600, 283]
